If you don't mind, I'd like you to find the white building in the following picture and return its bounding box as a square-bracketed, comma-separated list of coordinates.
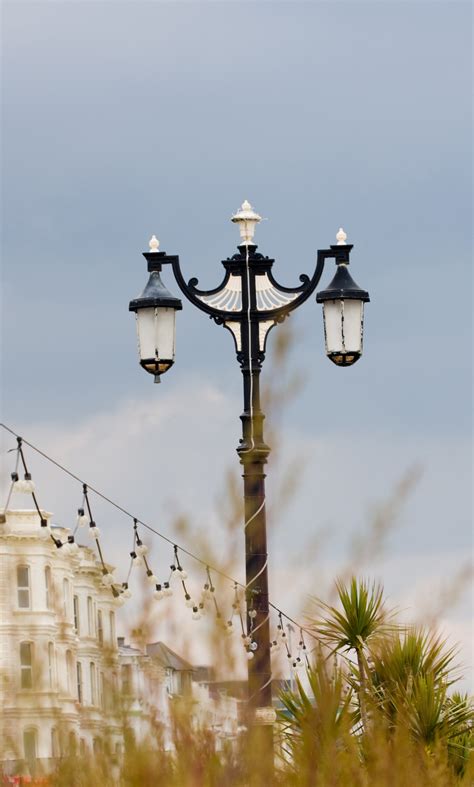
[0, 507, 239, 777]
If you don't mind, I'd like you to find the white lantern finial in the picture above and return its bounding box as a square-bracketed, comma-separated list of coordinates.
[336, 227, 347, 246]
[149, 235, 160, 252]
[231, 200, 262, 245]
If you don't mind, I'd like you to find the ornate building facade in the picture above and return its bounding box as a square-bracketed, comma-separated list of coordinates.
[0, 507, 238, 777]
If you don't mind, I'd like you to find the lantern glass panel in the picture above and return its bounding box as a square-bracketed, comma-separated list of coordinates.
[323, 299, 364, 365]
[135, 306, 176, 373]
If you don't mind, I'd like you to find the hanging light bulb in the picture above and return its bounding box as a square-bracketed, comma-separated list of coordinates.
[146, 570, 158, 585]
[192, 606, 201, 620]
[177, 567, 187, 580]
[202, 584, 212, 600]
[130, 551, 143, 567]
[246, 651, 254, 661]
[248, 609, 257, 620]
[22, 473, 36, 494]
[242, 635, 252, 647]
[102, 571, 115, 586]
[121, 583, 132, 599]
[136, 537, 148, 557]
[153, 585, 164, 600]
[226, 621, 234, 636]
[11, 474, 27, 493]
[67, 535, 79, 552]
[163, 582, 173, 597]
[250, 641, 258, 652]
[89, 521, 101, 539]
[39, 518, 51, 538]
[114, 595, 125, 607]
[76, 508, 89, 527]
[184, 594, 194, 609]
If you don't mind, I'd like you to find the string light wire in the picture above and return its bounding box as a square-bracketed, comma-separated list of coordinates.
[0, 422, 319, 645]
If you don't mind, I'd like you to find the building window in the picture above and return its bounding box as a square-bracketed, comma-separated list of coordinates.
[48, 642, 54, 689]
[100, 672, 105, 709]
[76, 661, 83, 703]
[23, 728, 37, 775]
[87, 597, 93, 636]
[109, 610, 116, 645]
[122, 663, 132, 695]
[90, 662, 97, 705]
[73, 595, 80, 634]
[63, 578, 70, 618]
[45, 566, 52, 609]
[66, 650, 73, 695]
[97, 610, 103, 645]
[51, 727, 59, 758]
[20, 642, 33, 689]
[17, 565, 30, 609]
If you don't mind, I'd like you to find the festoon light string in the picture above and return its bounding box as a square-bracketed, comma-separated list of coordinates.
[1, 422, 321, 678]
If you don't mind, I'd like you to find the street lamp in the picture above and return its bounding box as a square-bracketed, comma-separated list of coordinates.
[316, 227, 370, 367]
[129, 235, 183, 383]
[129, 201, 370, 763]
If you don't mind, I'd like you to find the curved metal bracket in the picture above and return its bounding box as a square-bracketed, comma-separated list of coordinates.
[155, 247, 334, 326]
[169, 257, 232, 321]
[255, 250, 328, 321]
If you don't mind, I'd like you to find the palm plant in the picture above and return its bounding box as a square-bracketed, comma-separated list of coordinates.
[277, 656, 355, 781]
[445, 693, 474, 777]
[369, 629, 459, 724]
[314, 577, 395, 729]
[403, 677, 474, 749]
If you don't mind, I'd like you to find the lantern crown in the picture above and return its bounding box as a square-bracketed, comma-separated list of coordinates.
[129, 271, 183, 312]
[316, 264, 370, 303]
[231, 199, 261, 245]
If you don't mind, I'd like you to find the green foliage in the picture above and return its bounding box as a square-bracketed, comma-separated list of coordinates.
[276, 578, 473, 785]
[277, 656, 356, 774]
[315, 577, 393, 654]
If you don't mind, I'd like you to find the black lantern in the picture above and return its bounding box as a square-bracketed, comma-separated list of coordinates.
[129, 235, 183, 382]
[316, 229, 370, 367]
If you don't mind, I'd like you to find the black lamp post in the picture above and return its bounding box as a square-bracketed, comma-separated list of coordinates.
[129, 202, 370, 764]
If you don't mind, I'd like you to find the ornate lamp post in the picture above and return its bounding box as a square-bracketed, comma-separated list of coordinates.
[129, 201, 370, 762]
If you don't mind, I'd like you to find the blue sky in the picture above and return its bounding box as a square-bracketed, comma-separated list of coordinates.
[1, 1, 472, 679]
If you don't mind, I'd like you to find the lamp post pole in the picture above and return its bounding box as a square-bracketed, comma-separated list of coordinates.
[129, 201, 370, 768]
[237, 251, 273, 755]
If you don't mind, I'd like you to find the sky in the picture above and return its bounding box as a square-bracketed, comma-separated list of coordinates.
[1, 1, 472, 684]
